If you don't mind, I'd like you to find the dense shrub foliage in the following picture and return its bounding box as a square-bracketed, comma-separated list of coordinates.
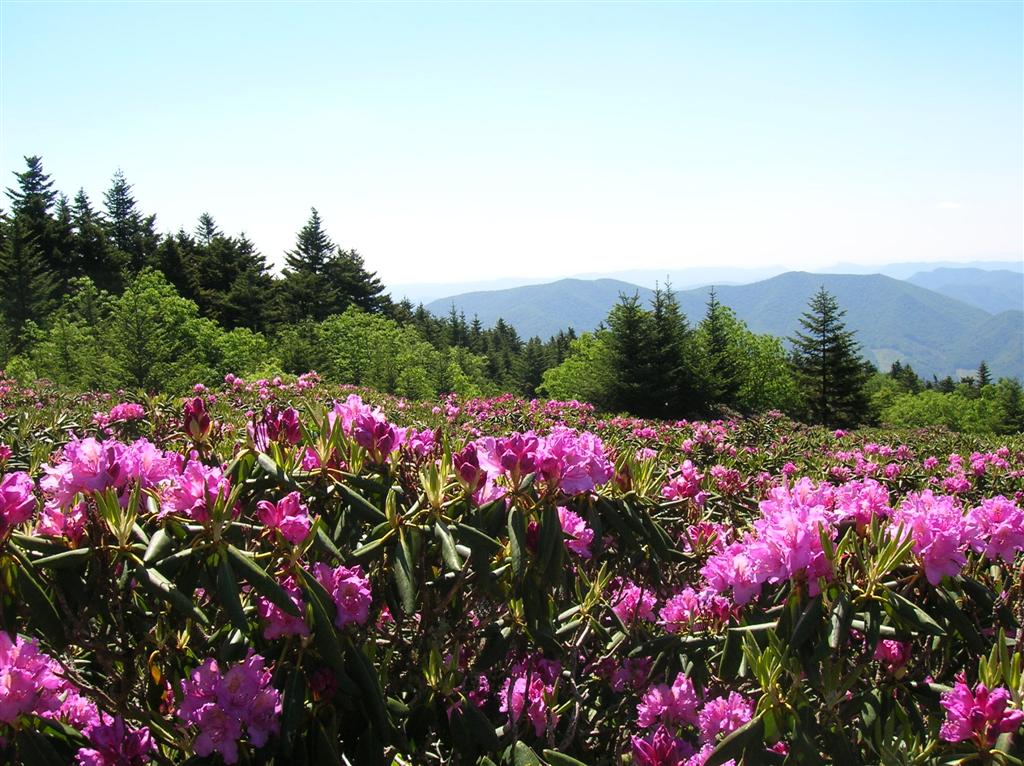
[0, 373, 1022, 764]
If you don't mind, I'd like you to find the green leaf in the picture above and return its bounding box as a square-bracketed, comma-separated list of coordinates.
[788, 594, 824, 650]
[537, 504, 563, 583]
[143, 527, 173, 564]
[435, 519, 463, 572]
[277, 667, 307, 756]
[392, 532, 417, 614]
[508, 506, 527, 580]
[297, 569, 347, 674]
[225, 544, 299, 616]
[513, 741, 543, 766]
[134, 564, 209, 626]
[884, 589, 944, 636]
[704, 714, 765, 766]
[336, 482, 387, 524]
[344, 636, 394, 737]
[216, 555, 248, 633]
[15, 729, 67, 766]
[11, 547, 66, 646]
[543, 750, 590, 766]
[33, 547, 92, 570]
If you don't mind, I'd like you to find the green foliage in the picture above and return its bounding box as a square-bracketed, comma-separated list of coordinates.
[538, 332, 616, 409]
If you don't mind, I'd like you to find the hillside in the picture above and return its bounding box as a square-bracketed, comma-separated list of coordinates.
[428, 271, 1023, 380]
[905, 267, 1024, 314]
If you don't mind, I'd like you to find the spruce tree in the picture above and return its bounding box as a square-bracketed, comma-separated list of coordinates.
[700, 288, 741, 409]
[0, 218, 57, 351]
[977, 360, 992, 388]
[5, 156, 60, 292]
[789, 287, 870, 427]
[648, 282, 692, 418]
[606, 293, 657, 417]
[280, 208, 338, 321]
[327, 248, 391, 314]
[72, 189, 125, 293]
[103, 170, 158, 271]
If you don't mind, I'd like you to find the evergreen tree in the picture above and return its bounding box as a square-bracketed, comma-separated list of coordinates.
[648, 282, 693, 417]
[516, 336, 550, 397]
[280, 208, 338, 322]
[700, 288, 741, 408]
[194, 212, 221, 246]
[0, 218, 57, 351]
[789, 287, 870, 427]
[606, 293, 657, 416]
[72, 189, 125, 293]
[5, 156, 60, 291]
[977, 360, 992, 388]
[103, 170, 158, 271]
[326, 248, 391, 314]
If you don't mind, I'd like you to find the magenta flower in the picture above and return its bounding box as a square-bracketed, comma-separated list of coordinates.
[0, 471, 36, 535]
[659, 587, 733, 634]
[611, 580, 657, 625]
[183, 396, 212, 441]
[178, 653, 281, 765]
[498, 657, 560, 737]
[453, 444, 486, 493]
[940, 676, 1024, 748]
[352, 411, 399, 463]
[873, 639, 910, 673]
[161, 460, 231, 522]
[256, 576, 310, 640]
[833, 478, 891, 528]
[476, 433, 539, 487]
[257, 491, 312, 545]
[698, 692, 754, 744]
[558, 506, 593, 559]
[536, 427, 613, 495]
[636, 672, 700, 729]
[661, 460, 704, 503]
[631, 724, 694, 766]
[312, 563, 372, 628]
[75, 716, 155, 766]
[966, 496, 1024, 564]
[889, 491, 972, 585]
[0, 631, 66, 725]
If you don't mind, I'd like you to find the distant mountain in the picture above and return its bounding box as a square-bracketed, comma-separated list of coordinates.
[426, 278, 654, 337]
[904, 268, 1024, 314]
[822, 259, 1024, 280]
[427, 271, 1023, 380]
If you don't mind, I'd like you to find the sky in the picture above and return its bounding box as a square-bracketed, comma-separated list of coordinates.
[1, 1, 1022, 288]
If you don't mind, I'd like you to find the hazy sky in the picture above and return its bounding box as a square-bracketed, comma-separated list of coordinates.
[2, 1, 1021, 286]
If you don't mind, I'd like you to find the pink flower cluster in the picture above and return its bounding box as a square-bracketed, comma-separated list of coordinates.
[498, 656, 561, 736]
[702, 478, 835, 604]
[661, 460, 706, 506]
[312, 563, 372, 628]
[889, 491, 971, 585]
[248, 405, 301, 451]
[611, 580, 658, 625]
[257, 491, 312, 545]
[659, 587, 733, 634]
[0, 471, 35, 536]
[75, 716, 155, 766]
[558, 506, 594, 558]
[940, 676, 1024, 748]
[965, 495, 1024, 564]
[177, 652, 282, 764]
[535, 427, 613, 495]
[256, 575, 310, 640]
[161, 458, 231, 522]
[0, 631, 68, 725]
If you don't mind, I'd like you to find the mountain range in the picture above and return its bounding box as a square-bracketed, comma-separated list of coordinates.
[423, 267, 1024, 381]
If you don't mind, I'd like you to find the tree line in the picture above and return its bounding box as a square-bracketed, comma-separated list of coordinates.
[2, 155, 1020, 433]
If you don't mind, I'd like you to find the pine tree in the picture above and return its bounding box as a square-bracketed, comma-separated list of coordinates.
[194, 213, 221, 246]
[606, 293, 658, 416]
[326, 248, 391, 314]
[701, 288, 741, 408]
[0, 218, 57, 351]
[516, 336, 550, 397]
[103, 170, 158, 271]
[280, 208, 338, 321]
[648, 282, 692, 418]
[72, 189, 125, 293]
[977, 360, 992, 388]
[5, 156, 60, 293]
[789, 287, 870, 427]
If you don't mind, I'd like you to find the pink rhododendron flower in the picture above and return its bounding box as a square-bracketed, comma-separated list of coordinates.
[312, 563, 372, 628]
[476, 433, 539, 487]
[611, 580, 657, 625]
[965, 496, 1024, 563]
[161, 460, 231, 522]
[889, 491, 973, 585]
[257, 491, 312, 545]
[352, 411, 399, 463]
[536, 427, 613, 495]
[558, 506, 593, 558]
[698, 692, 753, 743]
[833, 478, 890, 528]
[662, 460, 704, 503]
[659, 587, 733, 633]
[873, 640, 910, 673]
[75, 716, 155, 766]
[183, 396, 212, 441]
[939, 676, 1024, 747]
[0, 632, 66, 724]
[631, 725, 694, 766]
[256, 576, 310, 640]
[498, 657, 560, 736]
[636, 672, 700, 729]
[0, 471, 35, 535]
[177, 653, 281, 765]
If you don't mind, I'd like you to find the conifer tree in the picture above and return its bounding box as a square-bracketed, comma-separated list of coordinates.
[607, 293, 657, 416]
[648, 282, 692, 418]
[103, 170, 158, 271]
[5, 156, 60, 291]
[977, 360, 992, 388]
[280, 208, 338, 322]
[0, 218, 57, 351]
[789, 287, 870, 427]
[701, 288, 741, 408]
[72, 189, 125, 293]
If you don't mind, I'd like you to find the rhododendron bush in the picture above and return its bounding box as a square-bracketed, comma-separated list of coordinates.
[0, 372, 1022, 764]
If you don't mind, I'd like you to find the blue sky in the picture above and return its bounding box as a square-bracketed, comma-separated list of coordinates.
[2, 1, 1021, 286]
